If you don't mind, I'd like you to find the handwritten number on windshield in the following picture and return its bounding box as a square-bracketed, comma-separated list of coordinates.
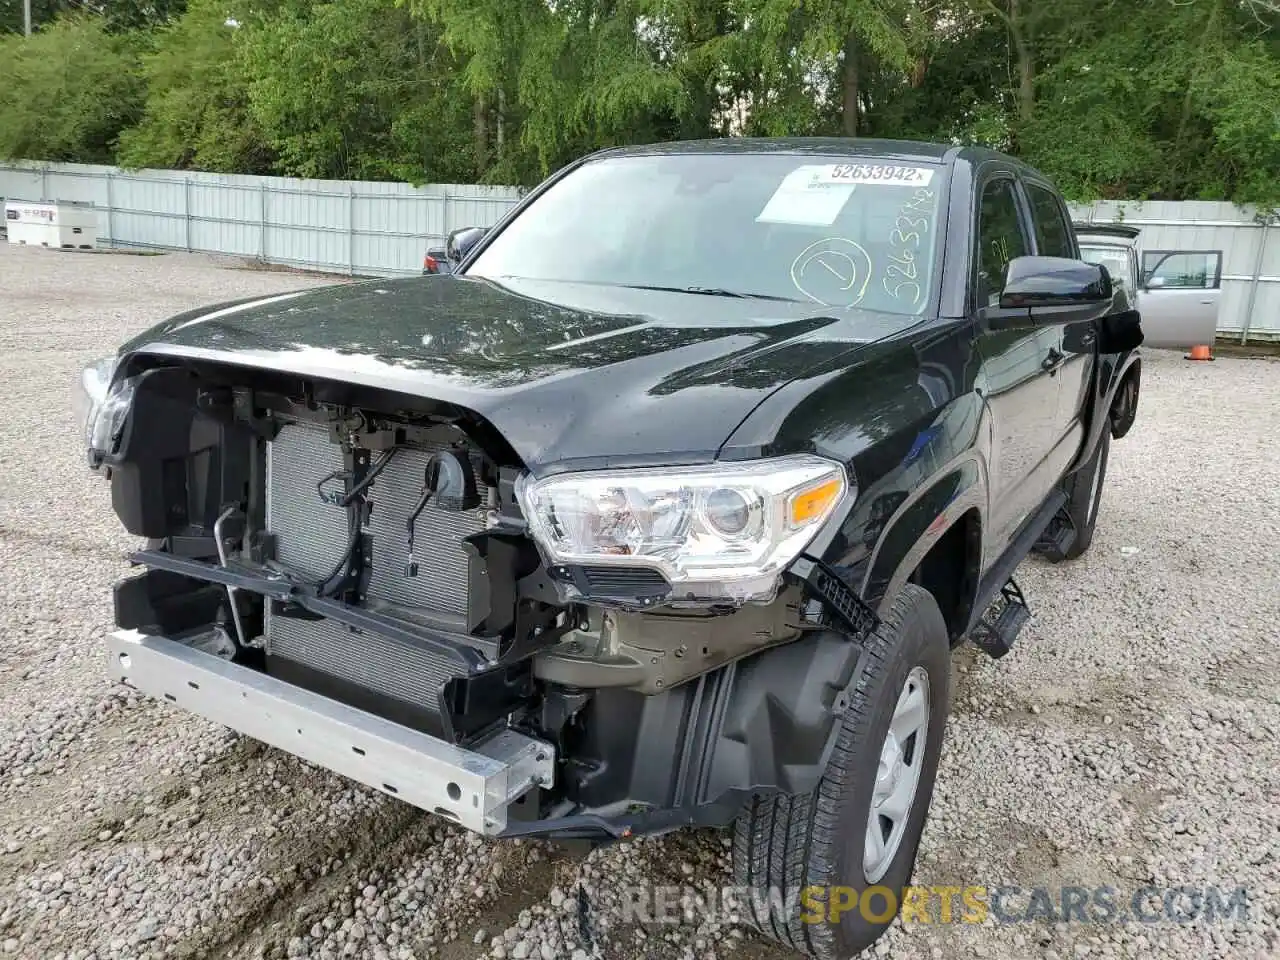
[884, 188, 934, 306]
[888, 250, 919, 281]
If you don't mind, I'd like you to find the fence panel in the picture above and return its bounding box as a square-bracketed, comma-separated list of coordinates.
[0, 161, 523, 281]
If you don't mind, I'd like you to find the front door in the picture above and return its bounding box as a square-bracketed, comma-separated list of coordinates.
[1140, 250, 1224, 348]
[972, 174, 1063, 559]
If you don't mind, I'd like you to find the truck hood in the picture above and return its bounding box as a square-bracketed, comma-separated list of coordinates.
[122, 275, 924, 471]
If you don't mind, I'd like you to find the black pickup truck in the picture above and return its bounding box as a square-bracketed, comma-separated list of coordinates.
[76, 139, 1141, 959]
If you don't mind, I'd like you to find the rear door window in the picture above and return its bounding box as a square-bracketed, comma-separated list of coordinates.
[1025, 183, 1074, 258]
[1142, 251, 1223, 289]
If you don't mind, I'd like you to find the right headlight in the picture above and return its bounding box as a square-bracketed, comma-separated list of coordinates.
[515, 455, 850, 603]
[73, 355, 134, 468]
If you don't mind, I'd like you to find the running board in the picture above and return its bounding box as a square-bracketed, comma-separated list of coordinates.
[965, 489, 1064, 633]
[961, 488, 1065, 651]
[969, 579, 1030, 659]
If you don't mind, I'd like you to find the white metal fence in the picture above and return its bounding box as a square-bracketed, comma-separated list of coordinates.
[1, 161, 1276, 341]
[0, 161, 523, 277]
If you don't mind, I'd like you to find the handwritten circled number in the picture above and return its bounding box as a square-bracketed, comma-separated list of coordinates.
[790, 238, 873, 307]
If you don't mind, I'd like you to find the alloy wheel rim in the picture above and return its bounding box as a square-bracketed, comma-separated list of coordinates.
[863, 666, 930, 884]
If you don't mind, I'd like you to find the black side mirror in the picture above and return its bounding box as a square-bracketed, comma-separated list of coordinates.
[445, 226, 488, 264]
[999, 256, 1113, 310]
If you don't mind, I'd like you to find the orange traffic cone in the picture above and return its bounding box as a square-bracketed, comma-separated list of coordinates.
[1185, 344, 1214, 361]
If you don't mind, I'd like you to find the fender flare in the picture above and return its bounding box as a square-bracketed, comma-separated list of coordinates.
[1069, 349, 1141, 478]
[861, 454, 987, 626]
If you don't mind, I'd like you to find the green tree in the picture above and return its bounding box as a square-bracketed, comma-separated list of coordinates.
[0, 16, 145, 162]
[0, 0, 61, 35]
[238, 0, 474, 182]
[1, 0, 1276, 206]
[116, 0, 272, 173]
[1021, 0, 1280, 204]
[1, 0, 187, 35]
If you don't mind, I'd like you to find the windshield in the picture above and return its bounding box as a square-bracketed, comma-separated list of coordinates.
[466, 153, 947, 316]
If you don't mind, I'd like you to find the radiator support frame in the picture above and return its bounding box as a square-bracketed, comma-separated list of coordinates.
[122, 549, 569, 743]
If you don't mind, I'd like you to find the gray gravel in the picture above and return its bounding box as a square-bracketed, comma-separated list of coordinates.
[0, 242, 1277, 960]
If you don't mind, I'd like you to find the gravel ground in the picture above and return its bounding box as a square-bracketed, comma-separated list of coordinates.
[0, 242, 1276, 960]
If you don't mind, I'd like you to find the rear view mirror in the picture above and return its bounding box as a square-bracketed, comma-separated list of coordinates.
[1000, 256, 1113, 309]
[446, 226, 488, 264]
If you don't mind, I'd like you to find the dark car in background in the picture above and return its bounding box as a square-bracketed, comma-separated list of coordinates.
[78, 139, 1141, 959]
[423, 228, 488, 275]
[422, 245, 450, 274]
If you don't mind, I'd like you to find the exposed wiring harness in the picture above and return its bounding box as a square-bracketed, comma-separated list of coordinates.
[316, 446, 400, 508]
[307, 447, 400, 598]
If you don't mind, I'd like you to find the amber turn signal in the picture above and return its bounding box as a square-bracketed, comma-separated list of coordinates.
[788, 475, 844, 528]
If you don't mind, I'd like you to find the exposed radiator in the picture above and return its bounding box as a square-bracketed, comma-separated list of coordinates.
[263, 422, 487, 720]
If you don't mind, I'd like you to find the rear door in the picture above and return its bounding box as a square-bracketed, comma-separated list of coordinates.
[1023, 180, 1097, 441]
[1140, 250, 1223, 348]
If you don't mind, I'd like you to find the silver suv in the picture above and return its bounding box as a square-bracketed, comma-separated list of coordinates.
[1076, 222, 1222, 348]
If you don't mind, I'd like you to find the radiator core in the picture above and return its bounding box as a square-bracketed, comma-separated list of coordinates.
[263, 421, 486, 716]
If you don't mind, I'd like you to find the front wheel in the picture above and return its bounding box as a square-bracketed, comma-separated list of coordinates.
[732, 583, 951, 959]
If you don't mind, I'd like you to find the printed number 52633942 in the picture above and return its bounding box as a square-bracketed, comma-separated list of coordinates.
[821, 164, 935, 187]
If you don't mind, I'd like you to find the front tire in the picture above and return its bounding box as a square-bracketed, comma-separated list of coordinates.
[732, 584, 951, 959]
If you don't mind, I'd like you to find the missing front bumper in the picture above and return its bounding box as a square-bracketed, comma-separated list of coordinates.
[105, 629, 555, 835]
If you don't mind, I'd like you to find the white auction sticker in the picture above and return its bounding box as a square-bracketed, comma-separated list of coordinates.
[817, 163, 935, 186]
[756, 166, 856, 226]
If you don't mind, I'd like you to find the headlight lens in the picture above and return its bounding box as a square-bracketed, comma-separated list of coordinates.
[516, 455, 849, 602]
[74, 355, 134, 464]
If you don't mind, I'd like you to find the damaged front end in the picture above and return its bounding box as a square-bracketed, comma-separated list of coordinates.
[83, 352, 877, 842]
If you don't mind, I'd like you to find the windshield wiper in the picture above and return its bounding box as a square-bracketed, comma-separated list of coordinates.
[616, 283, 800, 303]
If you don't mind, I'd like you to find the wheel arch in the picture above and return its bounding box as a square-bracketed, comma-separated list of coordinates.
[860, 456, 987, 644]
[1069, 348, 1141, 477]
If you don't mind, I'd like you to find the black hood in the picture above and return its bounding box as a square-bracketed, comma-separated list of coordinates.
[122, 275, 924, 471]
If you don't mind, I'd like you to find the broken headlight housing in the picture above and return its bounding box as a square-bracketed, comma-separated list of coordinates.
[516, 455, 849, 603]
[73, 355, 135, 469]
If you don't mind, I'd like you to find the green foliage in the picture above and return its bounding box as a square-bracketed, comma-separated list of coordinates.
[99, 0, 189, 33]
[0, 16, 144, 163]
[0, 0, 62, 35]
[0, 0, 1276, 206]
[116, 0, 271, 173]
[240, 0, 474, 182]
[1, 0, 186, 36]
[1022, 0, 1280, 206]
